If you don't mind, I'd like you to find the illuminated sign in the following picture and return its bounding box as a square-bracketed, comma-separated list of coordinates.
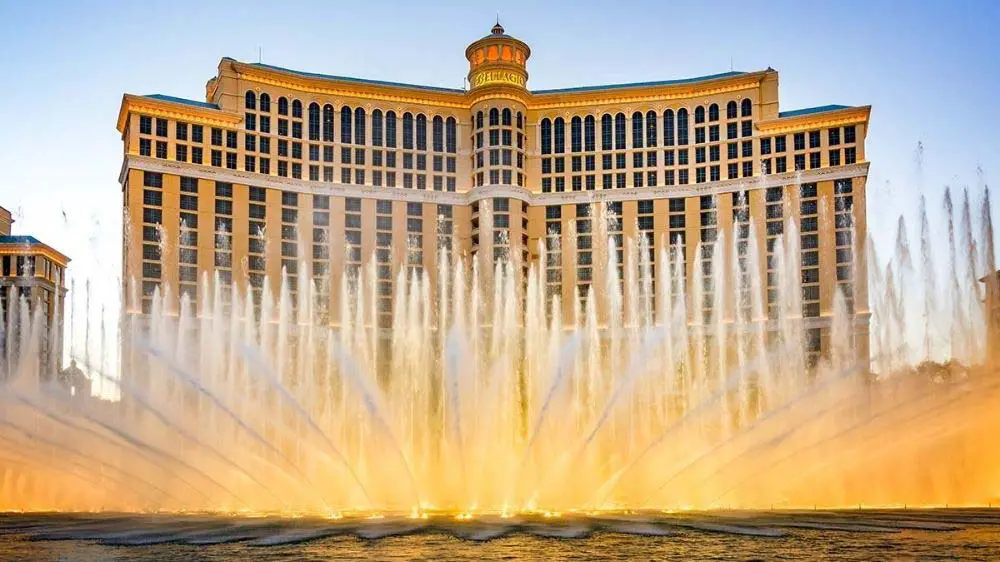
[471, 70, 526, 89]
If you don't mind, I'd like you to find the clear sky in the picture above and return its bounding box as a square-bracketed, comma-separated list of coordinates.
[0, 0, 997, 369]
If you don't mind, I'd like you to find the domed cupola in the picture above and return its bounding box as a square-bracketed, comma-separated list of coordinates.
[465, 21, 531, 92]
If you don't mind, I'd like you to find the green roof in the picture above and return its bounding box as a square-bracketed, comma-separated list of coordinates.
[248, 62, 467, 94]
[778, 104, 851, 118]
[531, 71, 748, 95]
[142, 94, 219, 110]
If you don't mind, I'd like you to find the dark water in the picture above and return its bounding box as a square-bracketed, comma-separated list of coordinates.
[2, 509, 999, 561]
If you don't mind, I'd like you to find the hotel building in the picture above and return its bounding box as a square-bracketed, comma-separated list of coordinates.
[0, 205, 70, 377]
[116, 24, 871, 364]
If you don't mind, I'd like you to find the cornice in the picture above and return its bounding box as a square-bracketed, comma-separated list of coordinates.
[116, 94, 240, 133]
[526, 72, 770, 111]
[0, 243, 71, 266]
[757, 106, 871, 134]
[233, 63, 469, 109]
[123, 155, 869, 208]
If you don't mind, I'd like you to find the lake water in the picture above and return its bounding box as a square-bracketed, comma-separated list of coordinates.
[2, 509, 999, 561]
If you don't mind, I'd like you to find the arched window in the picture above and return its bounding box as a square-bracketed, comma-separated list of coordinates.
[571, 116, 582, 153]
[708, 103, 719, 122]
[278, 97, 289, 115]
[631, 111, 644, 149]
[259, 93, 271, 113]
[446, 117, 457, 153]
[489, 108, 500, 127]
[354, 107, 366, 145]
[502, 108, 511, 126]
[516, 111, 523, 129]
[402, 113, 414, 149]
[245, 91, 256, 110]
[372, 109, 383, 146]
[540, 118, 552, 155]
[741, 98, 752, 117]
[727, 101, 738, 119]
[553, 117, 565, 154]
[415, 114, 427, 150]
[584, 115, 596, 151]
[432, 116, 444, 152]
[601, 114, 613, 150]
[694, 106, 705, 124]
[341, 106, 352, 144]
[292, 100, 302, 119]
[323, 105, 335, 141]
[646, 110, 657, 148]
[677, 109, 689, 145]
[308, 103, 320, 141]
[386, 111, 397, 148]
[614, 113, 626, 150]
[663, 109, 675, 146]
[476, 111, 484, 130]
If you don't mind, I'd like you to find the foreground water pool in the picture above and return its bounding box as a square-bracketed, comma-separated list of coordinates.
[2, 508, 1000, 561]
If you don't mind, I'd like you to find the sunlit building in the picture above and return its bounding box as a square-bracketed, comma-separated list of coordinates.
[116, 23, 871, 365]
[984, 271, 1000, 365]
[0, 205, 70, 377]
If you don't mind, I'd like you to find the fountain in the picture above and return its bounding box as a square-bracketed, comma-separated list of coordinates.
[0, 184, 996, 517]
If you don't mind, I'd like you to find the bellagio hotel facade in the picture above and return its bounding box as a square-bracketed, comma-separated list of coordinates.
[116, 24, 871, 363]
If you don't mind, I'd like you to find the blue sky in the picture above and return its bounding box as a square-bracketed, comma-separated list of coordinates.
[0, 0, 997, 363]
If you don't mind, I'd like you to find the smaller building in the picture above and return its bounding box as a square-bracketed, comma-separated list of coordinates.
[983, 270, 1000, 365]
[0, 205, 70, 378]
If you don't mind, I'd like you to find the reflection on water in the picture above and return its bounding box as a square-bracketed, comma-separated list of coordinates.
[2, 510, 1000, 561]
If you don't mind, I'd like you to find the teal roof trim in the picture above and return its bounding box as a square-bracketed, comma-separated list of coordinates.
[248, 62, 467, 94]
[530, 71, 748, 95]
[142, 94, 219, 110]
[778, 104, 851, 118]
[0, 235, 43, 245]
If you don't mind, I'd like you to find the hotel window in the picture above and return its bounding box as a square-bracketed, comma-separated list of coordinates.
[775, 156, 786, 173]
[727, 100, 738, 119]
[278, 119, 288, 136]
[139, 115, 152, 134]
[809, 152, 821, 169]
[260, 137, 270, 153]
[830, 149, 841, 166]
[245, 113, 256, 131]
[694, 106, 705, 124]
[708, 103, 719, 122]
[554, 117, 565, 153]
[432, 116, 444, 152]
[308, 103, 320, 140]
[794, 133, 805, 151]
[446, 117, 457, 153]
[678, 149, 688, 165]
[664, 150, 674, 166]
[415, 114, 427, 150]
[760, 138, 772, 155]
[245, 91, 256, 109]
[662, 110, 674, 146]
[601, 114, 613, 150]
[385, 111, 397, 147]
[631, 112, 644, 148]
[278, 97, 288, 115]
[370, 109, 383, 146]
[695, 147, 706, 164]
[291, 100, 302, 118]
[260, 158, 269, 174]
[742, 141, 752, 158]
[809, 130, 821, 148]
[226, 131, 237, 149]
[727, 122, 737, 140]
[741, 98, 752, 117]
[176, 122, 188, 141]
[175, 145, 187, 162]
[845, 147, 857, 164]
[709, 125, 719, 142]
[155, 141, 167, 159]
[571, 116, 582, 152]
[741, 120, 752, 137]
[192, 124, 203, 143]
[728, 163, 738, 179]
[676, 109, 688, 145]
[828, 128, 840, 146]
[742, 161, 752, 177]
[844, 125, 856, 144]
[794, 154, 805, 171]
[709, 145, 719, 162]
[341, 106, 353, 143]
[614, 113, 626, 149]
[775, 135, 786, 152]
[356, 108, 367, 145]
[156, 118, 168, 137]
[139, 138, 151, 156]
[695, 127, 705, 144]
[402, 112, 414, 149]
[645, 110, 657, 147]
[695, 168, 705, 183]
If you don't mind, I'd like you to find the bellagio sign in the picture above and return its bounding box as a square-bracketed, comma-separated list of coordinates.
[471, 70, 526, 89]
